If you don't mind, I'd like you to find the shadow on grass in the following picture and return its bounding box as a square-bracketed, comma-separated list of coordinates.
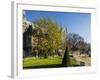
[23, 64, 80, 69]
[23, 64, 62, 69]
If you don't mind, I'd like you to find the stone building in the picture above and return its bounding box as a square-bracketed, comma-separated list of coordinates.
[23, 25, 34, 57]
[23, 11, 36, 57]
[23, 21, 45, 57]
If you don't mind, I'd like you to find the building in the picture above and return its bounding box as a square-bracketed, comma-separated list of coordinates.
[23, 25, 34, 57]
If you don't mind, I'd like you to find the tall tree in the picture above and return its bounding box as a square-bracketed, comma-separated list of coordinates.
[68, 33, 84, 51]
[68, 33, 91, 55]
[32, 17, 64, 57]
[62, 28, 70, 67]
[62, 46, 70, 67]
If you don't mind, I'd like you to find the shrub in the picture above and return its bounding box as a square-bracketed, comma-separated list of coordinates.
[62, 47, 70, 67]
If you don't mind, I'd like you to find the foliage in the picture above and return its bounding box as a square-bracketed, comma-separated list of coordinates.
[33, 17, 64, 57]
[68, 33, 90, 52]
[68, 33, 84, 50]
[62, 47, 70, 67]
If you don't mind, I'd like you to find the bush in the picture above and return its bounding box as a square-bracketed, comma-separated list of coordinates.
[62, 47, 70, 67]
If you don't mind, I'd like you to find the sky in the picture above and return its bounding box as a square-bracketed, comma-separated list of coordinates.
[23, 10, 91, 43]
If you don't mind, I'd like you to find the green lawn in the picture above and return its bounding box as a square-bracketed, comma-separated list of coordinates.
[23, 56, 79, 69]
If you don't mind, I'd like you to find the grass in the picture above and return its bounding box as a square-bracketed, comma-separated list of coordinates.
[69, 57, 79, 66]
[23, 56, 62, 69]
[23, 56, 79, 69]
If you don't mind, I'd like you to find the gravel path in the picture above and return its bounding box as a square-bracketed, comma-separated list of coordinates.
[73, 54, 91, 66]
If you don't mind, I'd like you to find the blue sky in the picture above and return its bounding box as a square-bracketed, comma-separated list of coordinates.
[24, 10, 91, 43]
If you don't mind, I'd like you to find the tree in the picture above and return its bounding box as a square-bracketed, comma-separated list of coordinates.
[68, 33, 91, 56]
[68, 33, 84, 51]
[62, 46, 70, 67]
[61, 28, 70, 67]
[32, 17, 64, 57]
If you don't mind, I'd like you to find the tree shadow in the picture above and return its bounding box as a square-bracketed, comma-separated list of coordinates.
[23, 64, 62, 69]
[23, 64, 80, 69]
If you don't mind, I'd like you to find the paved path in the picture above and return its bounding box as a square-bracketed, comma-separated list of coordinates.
[73, 54, 91, 66]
